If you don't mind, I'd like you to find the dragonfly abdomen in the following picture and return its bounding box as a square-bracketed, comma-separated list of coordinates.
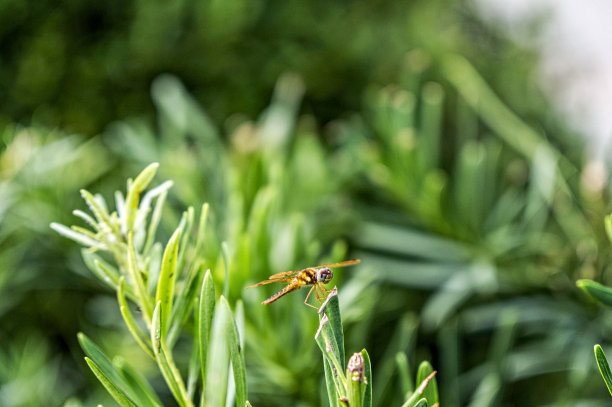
[262, 280, 301, 304]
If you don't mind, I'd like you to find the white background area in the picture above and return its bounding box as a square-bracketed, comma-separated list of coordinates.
[475, 0, 612, 159]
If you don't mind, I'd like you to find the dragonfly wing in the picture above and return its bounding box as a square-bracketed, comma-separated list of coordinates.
[314, 259, 361, 269]
[246, 277, 293, 288]
[267, 270, 302, 279]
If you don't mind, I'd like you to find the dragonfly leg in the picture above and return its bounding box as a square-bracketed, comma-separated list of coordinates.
[304, 285, 318, 309]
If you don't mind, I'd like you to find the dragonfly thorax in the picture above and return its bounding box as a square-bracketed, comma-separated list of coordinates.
[316, 267, 333, 284]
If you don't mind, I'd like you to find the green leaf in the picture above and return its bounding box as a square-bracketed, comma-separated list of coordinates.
[412, 399, 428, 407]
[144, 189, 168, 255]
[168, 260, 204, 347]
[361, 349, 372, 407]
[221, 241, 231, 298]
[115, 357, 163, 407]
[155, 227, 182, 334]
[84, 358, 137, 407]
[151, 302, 193, 407]
[595, 345, 612, 397]
[127, 232, 153, 323]
[316, 289, 348, 400]
[224, 298, 247, 407]
[320, 287, 346, 368]
[80, 250, 122, 291]
[577, 279, 612, 308]
[77, 333, 138, 404]
[401, 370, 437, 407]
[50, 222, 104, 249]
[416, 361, 438, 405]
[125, 162, 159, 231]
[80, 189, 117, 235]
[204, 295, 231, 407]
[396, 352, 411, 398]
[117, 277, 155, 359]
[605, 215, 612, 244]
[198, 269, 216, 391]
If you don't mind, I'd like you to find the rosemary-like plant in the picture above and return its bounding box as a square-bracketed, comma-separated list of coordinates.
[52, 163, 247, 407]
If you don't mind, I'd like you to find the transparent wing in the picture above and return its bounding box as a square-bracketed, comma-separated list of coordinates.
[246, 277, 294, 289]
[267, 269, 303, 279]
[313, 259, 361, 269]
[261, 259, 360, 282]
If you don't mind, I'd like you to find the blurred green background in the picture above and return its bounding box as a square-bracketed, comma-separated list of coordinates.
[1, 0, 611, 406]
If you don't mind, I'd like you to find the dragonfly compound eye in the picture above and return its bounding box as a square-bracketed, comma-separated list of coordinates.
[317, 268, 333, 283]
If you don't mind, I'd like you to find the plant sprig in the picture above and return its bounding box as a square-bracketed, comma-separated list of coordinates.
[52, 163, 248, 406]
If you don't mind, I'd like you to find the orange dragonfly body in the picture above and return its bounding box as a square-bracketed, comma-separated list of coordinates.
[247, 259, 360, 308]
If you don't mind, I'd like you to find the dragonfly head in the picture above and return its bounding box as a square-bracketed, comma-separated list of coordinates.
[316, 267, 333, 284]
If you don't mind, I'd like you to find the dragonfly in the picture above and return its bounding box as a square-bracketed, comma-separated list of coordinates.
[247, 259, 361, 308]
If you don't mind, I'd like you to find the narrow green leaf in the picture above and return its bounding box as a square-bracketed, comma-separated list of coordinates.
[151, 302, 193, 407]
[155, 227, 182, 334]
[125, 162, 159, 231]
[78, 333, 138, 403]
[126, 232, 153, 325]
[144, 189, 168, 255]
[198, 269, 216, 389]
[361, 349, 372, 407]
[316, 297, 348, 399]
[80, 250, 122, 291]
[204, 295, 231, 407]
[115, 357, 163, 407]
[416, 361, 438, 404]
[373, 313, 418, 402]
[225, 299, 247, 407]
[194, 203, 210, 256]
[72, 209, 100, 231]
[401, 371, 437, 407]
[168, 260, 204, 347]
[396, 352, 411, 398]
[595, 345, 612, 397]
[605, 215, 612, 244]
[186, 338, 200, 401]
[117, 277, 155, 359]
[80, 189, 115, 231]
[577, 279, 612, 308]
[50, 222, 104, 249]
[419, 81, 444, 172]
[221, 242, 231, 298]
[412, 399, 428, 407]
[319, 287, 346, 368]
[177, 207, 195, 275]
[84, 358, 137, 407]
[321, 352, 339, 407]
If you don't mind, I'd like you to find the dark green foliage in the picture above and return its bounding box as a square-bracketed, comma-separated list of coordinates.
[2, 2, 612, 405]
